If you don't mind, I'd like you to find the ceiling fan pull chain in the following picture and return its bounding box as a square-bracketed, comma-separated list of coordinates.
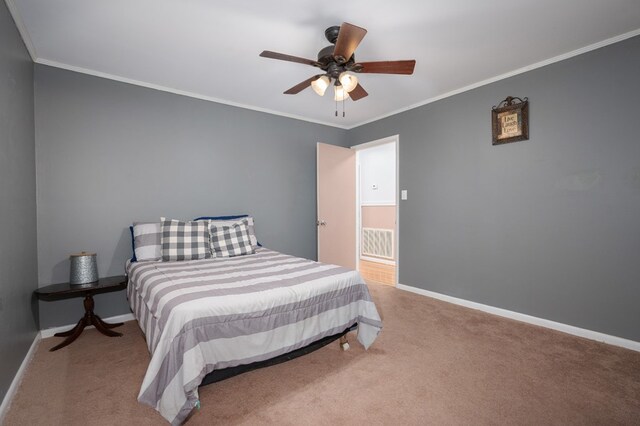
[342, 97, 345, 117]
[335, 97, 338, 117]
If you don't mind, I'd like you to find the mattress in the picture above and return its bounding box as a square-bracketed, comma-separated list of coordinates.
[126, 247, 382, 425]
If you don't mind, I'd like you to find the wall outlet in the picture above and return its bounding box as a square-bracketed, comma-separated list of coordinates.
[401, 190, 408, 200]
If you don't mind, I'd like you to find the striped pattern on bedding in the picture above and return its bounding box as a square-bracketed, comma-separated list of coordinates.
[126, 248, 382, 425]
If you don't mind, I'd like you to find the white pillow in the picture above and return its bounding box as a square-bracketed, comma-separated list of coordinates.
[132, 222, 161, 261]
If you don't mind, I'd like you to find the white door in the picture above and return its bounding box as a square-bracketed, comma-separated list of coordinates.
[316, 143, 356, 269]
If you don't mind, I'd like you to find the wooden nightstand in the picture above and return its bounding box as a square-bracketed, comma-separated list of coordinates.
[35, 275, 128, 351]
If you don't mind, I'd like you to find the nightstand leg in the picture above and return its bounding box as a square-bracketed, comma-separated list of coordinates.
[94, 314, 123, 329]
[54, 322, 81, 337]
[49, 293, 123, 350]
[50, 317, 87, 351]
[83, 294, 122, 337]
[91, 314, 122, 337]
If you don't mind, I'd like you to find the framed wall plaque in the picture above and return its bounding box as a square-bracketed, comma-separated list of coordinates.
[492, 96, 529, 145]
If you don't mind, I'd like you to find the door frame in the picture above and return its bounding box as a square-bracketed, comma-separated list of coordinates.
[351, 134, 399, 285]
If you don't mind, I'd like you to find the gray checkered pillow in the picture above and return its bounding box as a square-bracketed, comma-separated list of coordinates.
[160, 218, 212, 261]
[209, 218, 255, 258]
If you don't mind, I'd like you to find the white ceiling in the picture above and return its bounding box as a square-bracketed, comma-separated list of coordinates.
[8, 0, 640, 128]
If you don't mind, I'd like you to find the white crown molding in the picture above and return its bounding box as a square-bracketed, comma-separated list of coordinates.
[39, 25, 640, 131]
[35, 58, 350, 130]
[396, 283, 640, 353]
[347, 27, 640, 129]
[8, 0, 640, 132]
[5, 0, 37, 60]
[0, 331, 41, 423]
[39, 312, 135, 338]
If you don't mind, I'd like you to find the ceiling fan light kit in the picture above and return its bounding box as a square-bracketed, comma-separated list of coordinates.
[338, 72, 358, 92]
[334, 84, 349, 101]
[259, 22, 416, 117]
[311, 75, 330, 96]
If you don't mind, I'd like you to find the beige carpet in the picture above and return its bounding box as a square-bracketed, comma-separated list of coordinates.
[4, 284, 640, 425]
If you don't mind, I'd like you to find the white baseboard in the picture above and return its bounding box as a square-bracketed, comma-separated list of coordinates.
[40, 313, 135, 338]
[0, 312, 137, 421]
[0, 331, 42, 423]
[396, 283, 640, 352]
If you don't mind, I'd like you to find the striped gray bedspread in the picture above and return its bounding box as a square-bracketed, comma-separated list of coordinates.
[126, 248, 382, 425]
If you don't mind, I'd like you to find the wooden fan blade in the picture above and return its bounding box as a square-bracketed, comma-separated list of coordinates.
[349, 83, 368, 101]
[260, 51, 320, 67]
[283, 75, 323, 95]
[356, 60, 416, 75]
[333, 23, 367, 63]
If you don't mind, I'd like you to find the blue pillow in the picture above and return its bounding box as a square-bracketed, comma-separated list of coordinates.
[129, 225, 137, 262]
[193, 215, 248, 221]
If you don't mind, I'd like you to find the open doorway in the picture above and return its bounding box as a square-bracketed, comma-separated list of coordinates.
[354, 136, 398, 286]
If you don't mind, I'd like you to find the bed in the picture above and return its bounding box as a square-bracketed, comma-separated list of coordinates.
[126, 246, 382, 425]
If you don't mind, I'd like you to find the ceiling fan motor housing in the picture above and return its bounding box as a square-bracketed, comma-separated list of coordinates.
[317, 45, 336, 66]
[327, 62, 343, 79]
[324, 25, 341, 44]
[317, 44, 357, 78]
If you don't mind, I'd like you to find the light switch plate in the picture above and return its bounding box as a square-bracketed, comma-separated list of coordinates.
[401, 190, 408, 200]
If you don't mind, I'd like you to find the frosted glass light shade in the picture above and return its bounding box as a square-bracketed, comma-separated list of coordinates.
[311, 76, 330, 96]
[339, 72, 358, 92]
[334, 85, 349, 101]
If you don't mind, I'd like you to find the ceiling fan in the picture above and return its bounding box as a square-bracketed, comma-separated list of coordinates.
[259, 22, 416, 106]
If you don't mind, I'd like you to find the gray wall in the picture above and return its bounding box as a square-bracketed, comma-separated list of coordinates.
[349, 36, 640, 342]
[34, 65, 348, 328]
[33, 35, 640, 341]
[0, 1, 38, 404]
